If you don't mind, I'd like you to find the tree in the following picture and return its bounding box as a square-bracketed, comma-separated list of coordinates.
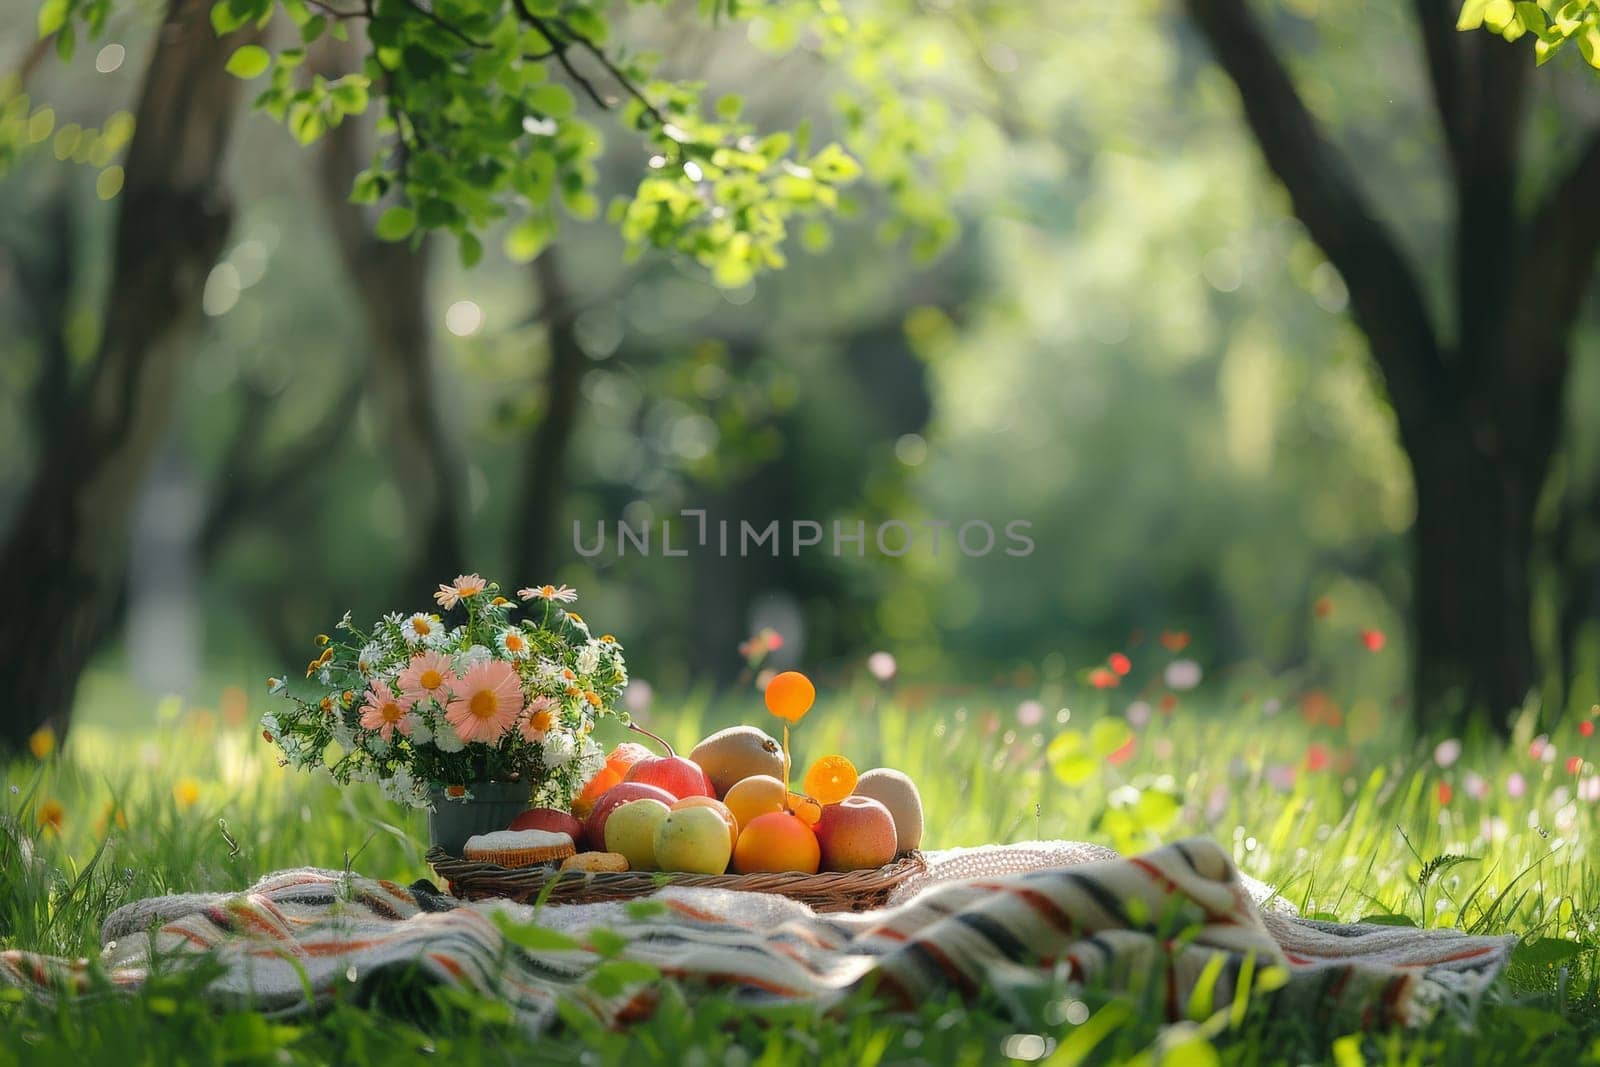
[1184, 0, 1600, 730]
[0, 0, 260, 750]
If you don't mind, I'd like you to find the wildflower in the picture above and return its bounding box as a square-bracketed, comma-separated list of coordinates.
[267, 676, 287, 695]
[28, 728, 55, 760]
[1105, 735, 1136, 766]
[1433, 739, 1462, 769]
[1125, 701, 1151, 729]
[398, 651, 455, 707]
[576, 642, 601, 675]
[356, 643, 384, 677]
[1463, 772, 1488, 800]
[1582, 721, 1595, 738]
[1088, 668, 1118, 689]
[563, 610, 589, 635]
[1304, 743, 1330, 772]
[542, 730, 577, 768]
[173, 779, 201, 809]
[336, 610, 353, 631]
[37, 798, 64, 833]
[359, 684, 411, 741]
[490, 596, 514, 607]
[446, 660, 524, 743]
[1164, 660, 1202, 691]
[1017, 700, 1044, 727]
[866, 651, 897, 682]
[1507, 772, 1526, 798]
[96, 801, 128, 835]
[623, 680, 654, 715]
[453, 644, 493, 675]
[435, 574, 488, 610]
[1436, 782, 1453, 806]
[1108, 653, 1132, 676]
[1159, 630, 1190, 652]
[1360, 629, 1386, 652]
[519, 696, 556, 742]
[1568, 756, 1585, 775]
[583, 690, 602, 708]
[315, 634, 331, 647]
[519, 584, 577, 603]
[496, 628, 532, 660]
[400, 613, 441, 646]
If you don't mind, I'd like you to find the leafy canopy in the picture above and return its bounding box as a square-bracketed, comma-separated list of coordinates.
[1457, 0, 1600, 69]
[31, 0, 963, 286]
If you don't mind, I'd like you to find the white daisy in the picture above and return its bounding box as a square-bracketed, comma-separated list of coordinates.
[267, 677, 287, 695]
[356, 642, 385, 677]
[453, 644, 493, 675]
[576, 642, 601, 675]
[542, 730, 577, 769]
[434, 727, 465, 753]
[496, 627, 533, 660]
[400, 613, 442, 646]
[518, 584, 577, 603]
[336, 610, 354, 631]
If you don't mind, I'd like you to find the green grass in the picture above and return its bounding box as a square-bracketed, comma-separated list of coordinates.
[5, 672, 1600, 1065]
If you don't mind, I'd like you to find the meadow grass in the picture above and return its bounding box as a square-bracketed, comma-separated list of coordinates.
[4, 668, 1600, 1064]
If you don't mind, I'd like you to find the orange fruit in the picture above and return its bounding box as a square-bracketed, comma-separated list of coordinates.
[672, 796, 739, 850]
[733, 811, 821, 874]
[724, 774, 788, 830]
[802, 755, 858, 805]
[763, 671, 816, 723]
[786, 792, 822, 826]
[573, 766, 623, 818]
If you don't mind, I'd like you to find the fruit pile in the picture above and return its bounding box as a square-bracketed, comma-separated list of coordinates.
[502, 671, 924, 876]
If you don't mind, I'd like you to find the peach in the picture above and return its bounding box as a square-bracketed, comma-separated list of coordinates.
[813, 796, 897, 872]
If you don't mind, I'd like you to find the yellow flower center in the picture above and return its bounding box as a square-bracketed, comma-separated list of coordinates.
[420, 669, 443, 690]
[505, 633, 525, 652]
[530, 708, 554, 733]
[382, 701, 404, 724]
[469, 690, 499, 720]
[413, 617, 432, 636]
[541, 585, 554, 597]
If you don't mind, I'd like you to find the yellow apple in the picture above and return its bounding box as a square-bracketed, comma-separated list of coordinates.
[652, 805, 734, 874]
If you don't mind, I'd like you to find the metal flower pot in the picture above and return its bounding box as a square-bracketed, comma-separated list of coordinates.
[426, 781, 531, 855]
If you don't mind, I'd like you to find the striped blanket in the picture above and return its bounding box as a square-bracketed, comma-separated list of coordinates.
[1, 838, 1513, 1034]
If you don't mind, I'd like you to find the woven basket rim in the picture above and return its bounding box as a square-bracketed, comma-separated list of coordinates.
[424, 843, 927, 908]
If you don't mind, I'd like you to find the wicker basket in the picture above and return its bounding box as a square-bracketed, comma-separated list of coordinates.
[425, 845, 927, 913]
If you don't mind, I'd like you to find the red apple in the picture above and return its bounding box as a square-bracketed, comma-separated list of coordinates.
[584, 782, 678, 848]
[618, 723, 714, 799]
[814, 796, 898, 872]
[509, 807, 585, 849]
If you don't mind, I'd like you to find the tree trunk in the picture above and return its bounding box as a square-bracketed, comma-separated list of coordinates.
[1407, 418, 1542, 731]
[313, 82, 467, 596]
[512, 248, 587, 582]
[0, 1, 256, 752]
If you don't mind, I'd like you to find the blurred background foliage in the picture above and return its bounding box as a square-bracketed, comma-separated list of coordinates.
[0, 0, 1597, 736]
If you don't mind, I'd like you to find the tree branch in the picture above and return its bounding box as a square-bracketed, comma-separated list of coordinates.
[1411, 0, 1467, 175]
[1184, 0, 1448, 438]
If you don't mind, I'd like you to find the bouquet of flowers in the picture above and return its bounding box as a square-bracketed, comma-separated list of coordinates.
[261, 575, 627, 810]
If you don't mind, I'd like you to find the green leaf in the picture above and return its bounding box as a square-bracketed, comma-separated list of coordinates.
[1512, 936, 1587, 967]
[1483, 0, 1516, 31]
[1456, 0, 1491, 29]
[38, 0, 69, 37]
[1356, 912, 1417, 927]
[504, 213, 554, 262]
[374, 206, 416, 242]
[225, 44, 273, 80]
[527, 84, 576, 119]
[458, 231, 483, 269]
[716, 93, 744, 120]
[492, 913, 584, 952]
[211, 0, 250, 35]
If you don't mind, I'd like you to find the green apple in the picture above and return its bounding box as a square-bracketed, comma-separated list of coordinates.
[604, 798, 671, 870]
[652, 804, 734, 874]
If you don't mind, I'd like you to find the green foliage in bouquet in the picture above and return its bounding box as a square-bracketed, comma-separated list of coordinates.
[261, 575, 628, 809]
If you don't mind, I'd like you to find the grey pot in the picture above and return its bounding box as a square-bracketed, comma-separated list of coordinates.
[426, 782, 531, 855]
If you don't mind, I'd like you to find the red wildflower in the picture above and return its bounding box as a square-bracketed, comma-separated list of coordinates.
[1159, 694, 1178, 714]
[1159, 630, 1190, 652]
[1108, 653, 1132, 676]
[1581, 720, 1595, 738]
[1436, 782, 1452, 806]
[1304, 743, 1329, 772]
[1568, 756, 1584, 775]
[1314, 597, 1334, 619]
[1089, 668, 1119, 689]
[1106, 736, 1136, 766]
[1360, 629, 1386, 652]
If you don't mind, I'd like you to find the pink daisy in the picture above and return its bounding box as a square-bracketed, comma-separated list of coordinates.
[519, 695, 557, 742]
[445, 660, 524, 744]
[398, 651, 455, 708]
[435, 573, 488, 610]
[359, 684, 411, 741]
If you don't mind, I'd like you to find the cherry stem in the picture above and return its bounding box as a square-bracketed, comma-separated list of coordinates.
[626, 721, 676, 758]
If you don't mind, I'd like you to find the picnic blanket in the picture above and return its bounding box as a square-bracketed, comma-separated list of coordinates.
[1, 838, 1514, 1034]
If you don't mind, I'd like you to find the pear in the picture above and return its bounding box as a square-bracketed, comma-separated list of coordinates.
[689, 725, 787, 796]
[852, 768, 924, 850]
